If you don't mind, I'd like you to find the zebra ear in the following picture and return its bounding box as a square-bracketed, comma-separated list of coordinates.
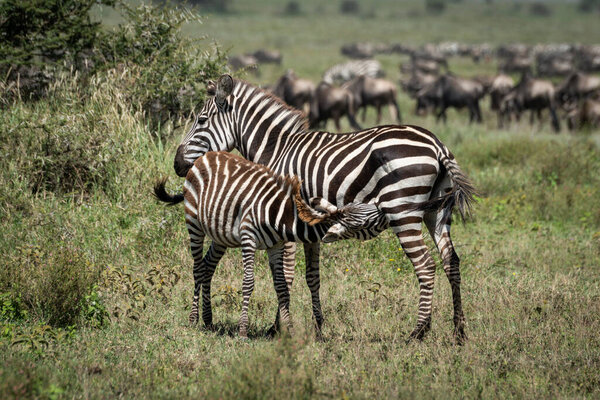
[216, 74, 234, 105]
[309, 197, 338, 214]
[207, 80, 216, 96]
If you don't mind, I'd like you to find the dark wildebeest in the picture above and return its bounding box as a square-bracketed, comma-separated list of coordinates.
[416, 74, 485, 123]
[251, 49, 282, 65]
[556, 72, 600, 107]
[309, 82, 362, 131]
[343, 75, 402, 124]
[341, 42, 376, 59]
[499, 74, 560, 132]
[499, 55, 533, 75]
[272, 69, 316, 114]
[400, 70, 438, 99]
[566, 98, 600, 130]
[400, 54, 447, 75]
[489, 74, 515, 128]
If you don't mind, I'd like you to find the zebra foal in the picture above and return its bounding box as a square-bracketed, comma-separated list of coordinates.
[155, 151, 383, 338]
[173, 75, 476, 343]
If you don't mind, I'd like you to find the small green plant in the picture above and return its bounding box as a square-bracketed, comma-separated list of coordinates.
[102, 264, 180, 321]
[2, 245, 101, 327]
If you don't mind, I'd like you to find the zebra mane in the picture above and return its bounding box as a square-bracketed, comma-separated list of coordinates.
[234, 79, 309, 134]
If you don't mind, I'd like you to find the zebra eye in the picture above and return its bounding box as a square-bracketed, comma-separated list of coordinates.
[198, 116, 208, 124]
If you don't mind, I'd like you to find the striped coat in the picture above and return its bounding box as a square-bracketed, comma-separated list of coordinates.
[173, 75, 476, 343]
[156, 151, 384, 337]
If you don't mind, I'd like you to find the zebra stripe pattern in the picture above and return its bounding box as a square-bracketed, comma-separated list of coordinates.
[322, 59, 384, 84]
[156, 151, 384, 337]
[174, 75, 476, 342]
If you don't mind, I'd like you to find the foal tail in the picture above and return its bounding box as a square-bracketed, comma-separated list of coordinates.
[153, 177, 184, 205]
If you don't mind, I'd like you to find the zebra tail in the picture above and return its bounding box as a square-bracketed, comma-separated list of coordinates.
[153, 177, 184, 205]
[418, 151, 478, 225]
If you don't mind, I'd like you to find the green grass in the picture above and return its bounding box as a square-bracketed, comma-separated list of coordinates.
[2, 1, 600, 398]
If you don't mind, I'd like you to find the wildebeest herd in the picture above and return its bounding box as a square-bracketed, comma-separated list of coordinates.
[230, 42, 600, 132]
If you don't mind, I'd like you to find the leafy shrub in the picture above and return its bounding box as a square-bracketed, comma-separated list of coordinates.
[340, 0, 360, 15]
[0, 0, 116, 100]
[100, 3, 227, 127]
[1, 245, 102, 327]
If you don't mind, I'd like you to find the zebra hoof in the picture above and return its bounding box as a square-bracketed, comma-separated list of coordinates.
[266, 324, 279, 338]
[453, 326, 467, 346]
[188, 313, 199, 325]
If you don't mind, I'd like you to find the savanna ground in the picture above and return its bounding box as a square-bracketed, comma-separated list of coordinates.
[2, 0, 600, 398]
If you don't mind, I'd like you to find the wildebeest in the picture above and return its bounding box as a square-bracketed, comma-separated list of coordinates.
[556, 72, 600, 107]
[272, 69, 316, 114]
[343, 75, 402, 124]
[228, 54, 259, 74]
[489, 74, 515, 127]
[251, 49, 282, 64]
[400, 70, 438, 99]
[575, 45, 600, 72]
[309, 81, 362, 131]
[416, 74, 485, 123]
[499, 74, 560, 132]
[566, 98, 600, 130]
[499, 55, 533, 74]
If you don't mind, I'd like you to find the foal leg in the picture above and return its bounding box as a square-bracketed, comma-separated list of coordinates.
[269, 242, 296, 334]
[199, 243, 227, 328]
[186, 218, 205, 325]
[239, 237, 257, 339]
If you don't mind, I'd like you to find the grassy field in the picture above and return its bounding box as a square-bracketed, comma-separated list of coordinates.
[2, 1, 600, 399]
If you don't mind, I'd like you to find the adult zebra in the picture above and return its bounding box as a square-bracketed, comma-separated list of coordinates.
[174, 75, 476, 343]
[155, 151, 384, 338]
[322, 59, 384, 84]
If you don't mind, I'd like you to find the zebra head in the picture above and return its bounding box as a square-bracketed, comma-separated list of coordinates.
[310, 198, 386, 243]
[174, 74, 237, 177]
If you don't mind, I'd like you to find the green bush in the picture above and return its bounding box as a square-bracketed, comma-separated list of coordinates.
[100, 3, 227, 127]
[0, 0, 115, 100]
[1, 245, 102, 327]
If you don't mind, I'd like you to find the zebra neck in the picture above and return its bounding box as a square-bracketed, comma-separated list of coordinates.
[233, 84, 307, 165]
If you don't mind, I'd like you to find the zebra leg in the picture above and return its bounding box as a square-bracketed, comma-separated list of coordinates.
[424, 211, 466, 344]
[200, 243, 227, 329]
[187, 221, 205, 325]
[267, 244, 292, 334]
[393, 219, 437, 341]
[304, 242, 324, 337]
[239, 238, 257, 339]
[269, 242, 296, 335]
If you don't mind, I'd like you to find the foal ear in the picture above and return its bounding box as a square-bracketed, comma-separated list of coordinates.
[216, 74, 234, 105]
[309, 197, 338, 214]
